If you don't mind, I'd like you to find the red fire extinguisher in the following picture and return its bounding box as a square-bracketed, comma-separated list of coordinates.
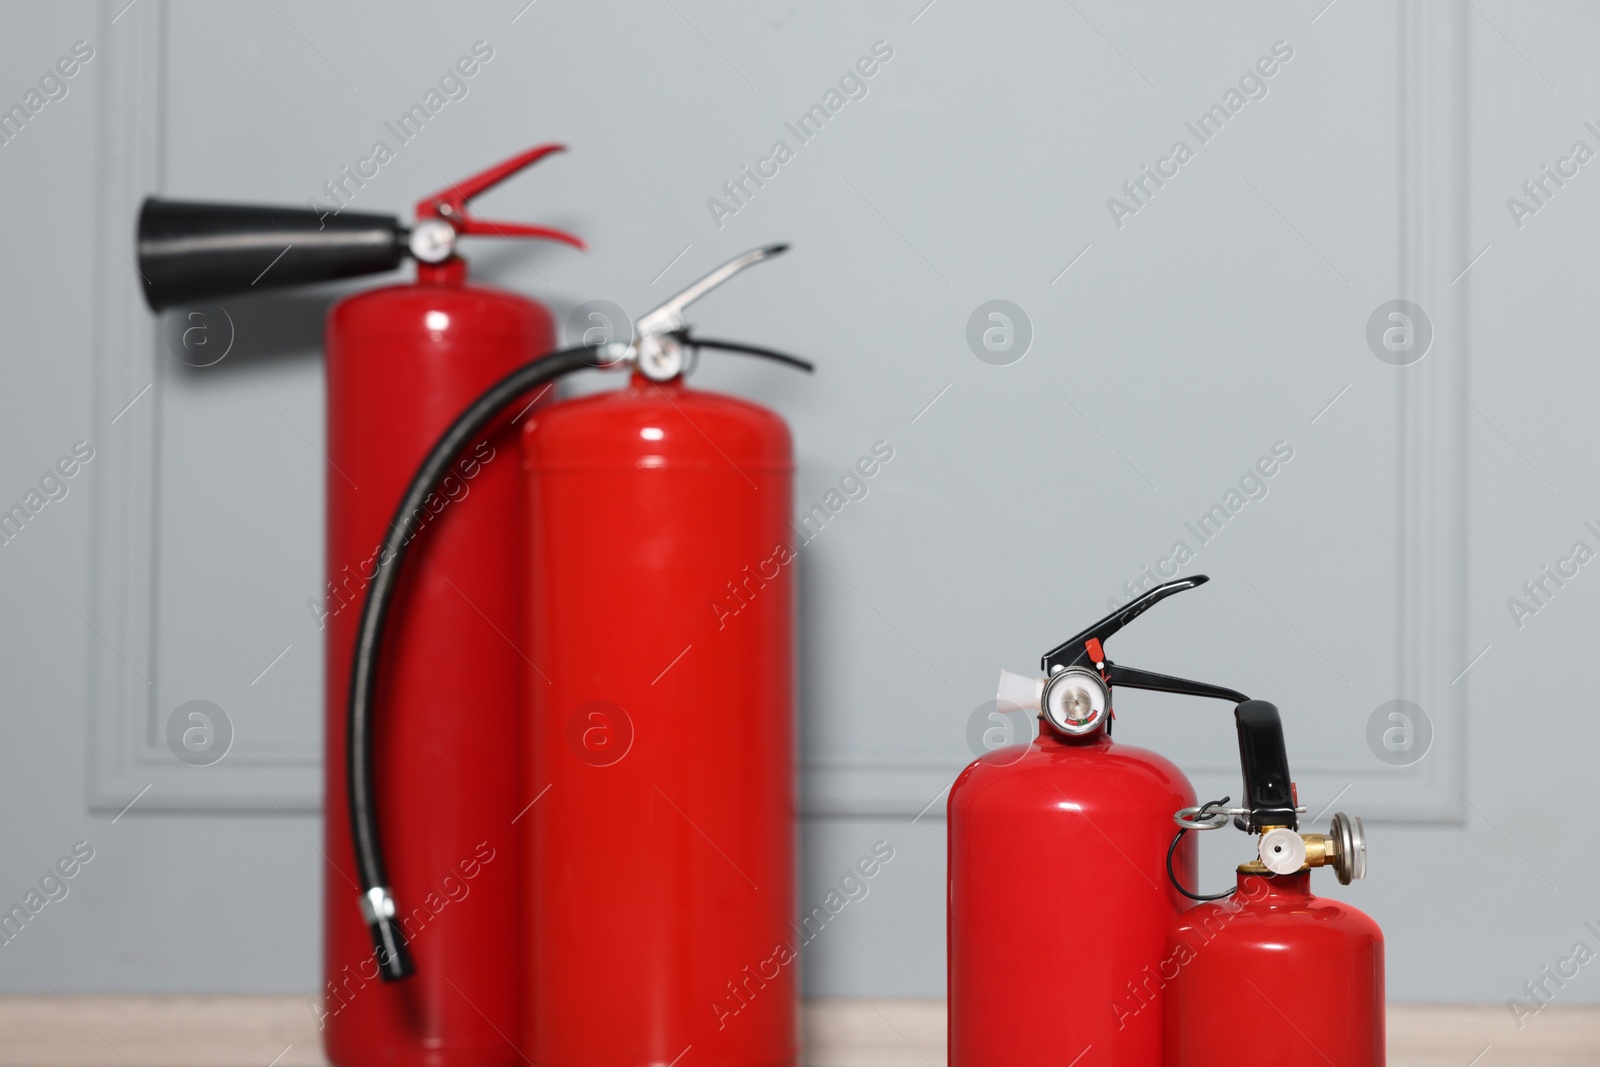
[139, 144, 586, 1066]
[335, 246, 809, 1066]
[141, 159, 809, 1065]
[519, 252, 808, 1065]
[948, 577, 1250, 1066]
[1164, 701, 1380, 1066]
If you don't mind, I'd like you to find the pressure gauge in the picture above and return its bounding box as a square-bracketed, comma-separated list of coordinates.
[409, 218, 457, 264]
[1040, 667, 1109, 736]
[1329, 812, 1367, 884]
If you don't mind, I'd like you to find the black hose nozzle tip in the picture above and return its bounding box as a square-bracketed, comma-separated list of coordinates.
[367, 917, 415, 982]
[360, 888, 414, 981]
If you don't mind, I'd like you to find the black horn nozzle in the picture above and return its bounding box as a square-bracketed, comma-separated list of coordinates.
[138, 198, 406, 312]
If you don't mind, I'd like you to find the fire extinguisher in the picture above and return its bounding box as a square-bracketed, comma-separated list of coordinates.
[141, 153, 809, 1063]
[337, 245, 809, 1066]
[138, 144, 586, 1066]
[948, 576, 1250, 1066]
[1163, 701, 1380, 1066]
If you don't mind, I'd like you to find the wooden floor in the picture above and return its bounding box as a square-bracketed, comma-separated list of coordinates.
[0, 997, 1591, 1065]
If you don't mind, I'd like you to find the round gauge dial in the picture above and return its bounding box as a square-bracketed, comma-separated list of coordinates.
[1041, 667, 1109, 736]
[409, 218, 457, 264]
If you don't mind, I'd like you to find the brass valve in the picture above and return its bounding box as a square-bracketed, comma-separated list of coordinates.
[1240, 813, 1366, 885]
[1166, 700, 1372, 900]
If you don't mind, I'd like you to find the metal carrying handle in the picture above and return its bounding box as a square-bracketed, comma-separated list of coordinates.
[635, 244, 789, 340]
[414, 142, 585, 249]
[1042, 576, 1208, 671]
[1039, 576, 1250, 706]
[609, 245, 798, 382]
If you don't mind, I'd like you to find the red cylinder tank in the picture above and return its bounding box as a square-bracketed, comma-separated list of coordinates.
[322, 259, 552, 1067]
[521, 373, 797, 1067]
[1165, 871, 1385, 1066]
[948, 731, 1197, 1066]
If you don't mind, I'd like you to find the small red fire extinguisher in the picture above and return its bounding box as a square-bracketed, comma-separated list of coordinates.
[1163, 701, 1381, 1066]
[948, 576, 1383, 1066]
[948, 577, 1251, 1066]
[139, 144, 586, 1067]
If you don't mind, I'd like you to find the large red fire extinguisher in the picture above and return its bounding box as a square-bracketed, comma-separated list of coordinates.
[141, 166, 808, 1065]
[139, 144, 586, 1066]
[342, 244, 806, 1067]
[517, 253, 806, 1065]
[333, 246, 808, 1066]
[948, 577, 1251, 1066]
[1164, 701, 1380, 1066]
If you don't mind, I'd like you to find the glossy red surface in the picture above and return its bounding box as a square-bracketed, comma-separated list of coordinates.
[1165, 871, 1384, 1066]
[323, 261, 554, 1067]
[948, 731, 1197, 1067]
[521, 375, 797, 1067]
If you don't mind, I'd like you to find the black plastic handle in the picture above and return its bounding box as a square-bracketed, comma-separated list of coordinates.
[1039, 576, 1248, 706]
[1105, 663, 1249, 705]
[138, 199, 406, 311]
[1042, 576, 1210, 672]
[1235, 700, 1297, 831]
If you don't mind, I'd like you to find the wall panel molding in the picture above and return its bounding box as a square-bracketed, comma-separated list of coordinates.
[801, 1, 1473, 824]
[1388, 0, 1471, 824]
[89, 2, 1472, 822]
[88, 0, 319, 812]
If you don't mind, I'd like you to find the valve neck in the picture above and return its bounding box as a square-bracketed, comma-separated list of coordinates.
[1235, 869, 1310, 900]
[1043, 727, 1111, 750]
[416, 258, 468, 288]
[630, 370, 686, 391]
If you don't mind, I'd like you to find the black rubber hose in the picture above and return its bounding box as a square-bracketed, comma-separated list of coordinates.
[347, 344, 600, 980]
[1166, 796, 1238, 902]
[347, 336, 812, 980]
[675, 334, 815, 374]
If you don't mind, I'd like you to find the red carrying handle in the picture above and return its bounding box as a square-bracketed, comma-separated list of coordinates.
[415, 143, 587, 249]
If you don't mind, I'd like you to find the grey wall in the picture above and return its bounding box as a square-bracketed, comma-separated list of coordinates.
[0, 0, 1595, 1011]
